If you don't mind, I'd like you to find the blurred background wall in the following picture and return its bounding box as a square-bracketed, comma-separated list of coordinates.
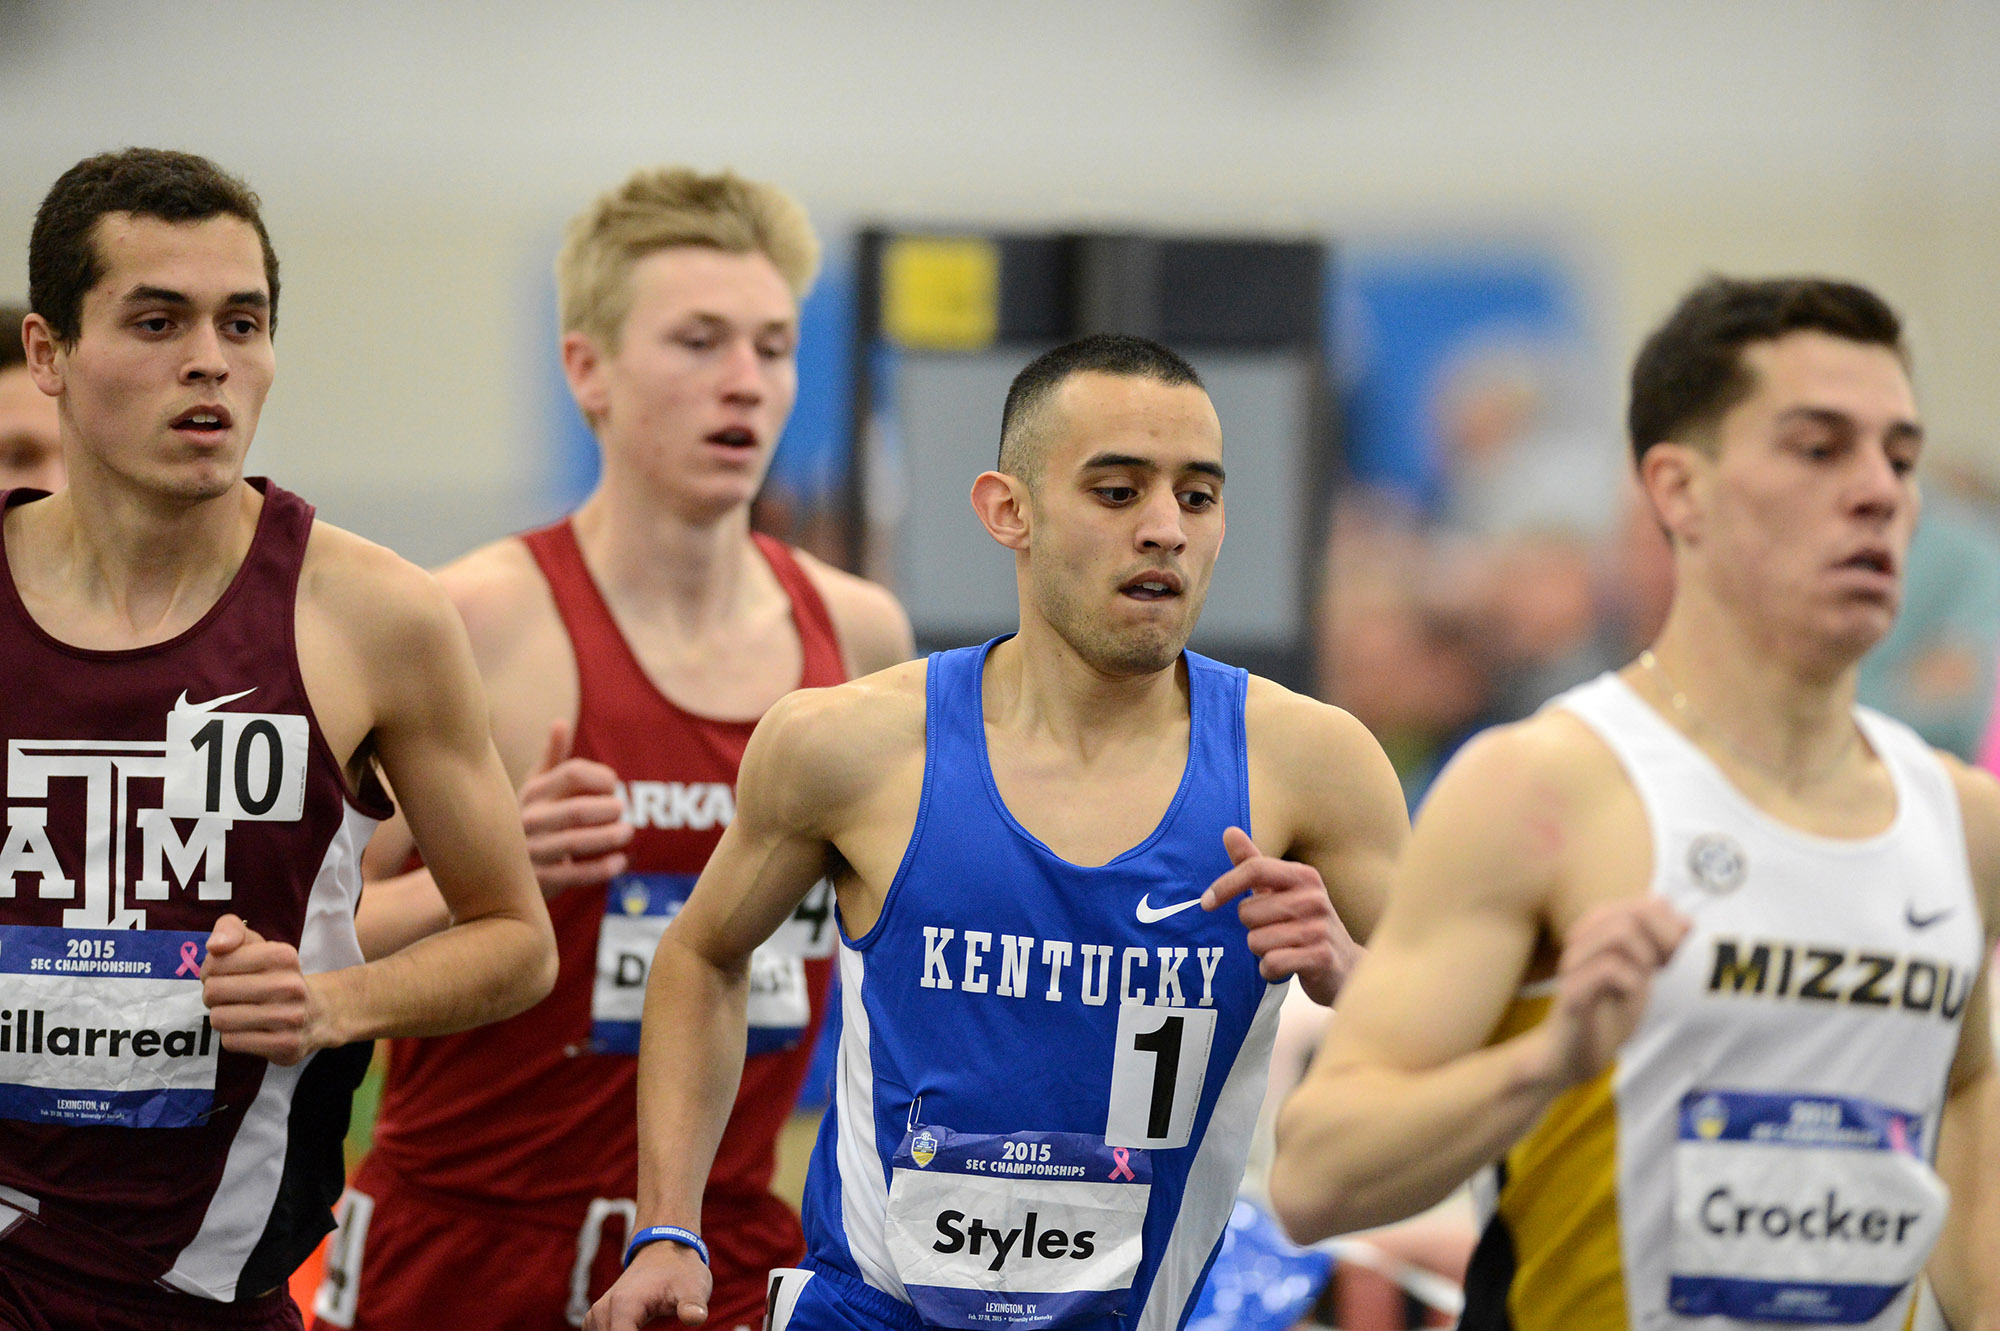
[6, 0, 2000, 776]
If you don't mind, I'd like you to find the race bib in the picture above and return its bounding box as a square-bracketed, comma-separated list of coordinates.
[1105, 1001, 1217, 1150]
[162, 701, 309, 822]
[1669, 1089, 1947, 1323]
[591, 874, 834, 1055]
[0, 925, 217, 1127]
[886, 1125, 1152, 1330]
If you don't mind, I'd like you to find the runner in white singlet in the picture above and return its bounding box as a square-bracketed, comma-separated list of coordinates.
[1271, 276, 1998, 1331]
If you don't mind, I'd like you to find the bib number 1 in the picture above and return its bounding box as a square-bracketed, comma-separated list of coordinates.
[1105, 1003, 1216, 1150]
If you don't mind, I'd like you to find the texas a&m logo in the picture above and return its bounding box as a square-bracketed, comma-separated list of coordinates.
[0, 691, 306, 928]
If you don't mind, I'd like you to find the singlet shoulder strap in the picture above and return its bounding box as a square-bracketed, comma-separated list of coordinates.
[518, 518, 657, 703]
[0, 488, 49, 634]
[752, 532, 846, 687]
[521, 521, 855, 704]
[923, 641, 992, 770]
[1182, 650, 1252, 835]
[1856, 705, 1965, 849]
[240, 477, 316, 597]
[1550, 672, 1688, 784]
[845, 639, 987, 952]
[1545, 672, 1691, 889]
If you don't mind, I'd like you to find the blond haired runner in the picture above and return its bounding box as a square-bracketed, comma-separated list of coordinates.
[314, 167, 910, 1331]
[1272, 277, 1998, 1331]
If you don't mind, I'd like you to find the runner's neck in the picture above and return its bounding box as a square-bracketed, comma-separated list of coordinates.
[984, 628, 1191, 761]
[570, 488, 769, 635]
[7, 480, 261, 646]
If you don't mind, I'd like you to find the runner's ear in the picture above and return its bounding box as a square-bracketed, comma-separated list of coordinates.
[970, 471, 1032, 552]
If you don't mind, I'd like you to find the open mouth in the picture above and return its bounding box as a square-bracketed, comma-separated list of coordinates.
[1837, 548, 1895, 576]
[1120, 571, 1184, 601]
[706, 427, 758, 451]
[172, 406, 231, 439]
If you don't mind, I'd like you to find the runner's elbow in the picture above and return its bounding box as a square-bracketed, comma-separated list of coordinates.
[1269, 1095, 1380, 1242]
[490, 915, 558, 1017]
[1268, 1168, 1338, 1245]
[525, 928, 560, 1003]
[1271, 1155, 1416, 1244]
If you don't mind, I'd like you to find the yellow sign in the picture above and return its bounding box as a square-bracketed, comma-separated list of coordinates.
[883, 236, 1000, 351]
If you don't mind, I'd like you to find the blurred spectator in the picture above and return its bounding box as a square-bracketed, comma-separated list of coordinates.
[1320, 261, 1635, 802]
[1483, 484, 1675, 721]
[1435, 340, 1620, 540]
[1318, 477, 1673, 805]
[1317, 495, 1491, 802]
[0, 304, 65, 492]
[1856, 480, 2000, 759]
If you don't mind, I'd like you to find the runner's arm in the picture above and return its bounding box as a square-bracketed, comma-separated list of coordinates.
[353, 721, 631, 959]
[593, 686, 873, 1330]
[1930, 988, 1997, 1331]
[316, 560, 556, 1041]
[354, 544, 629, 959]
[350, 807, 447, 960]
[1271, 694, 1408, 949]
[1213, 687, 1408, 1003]
[1929, 761, 2000, 1331]
[1269, 721, 1686, 1240]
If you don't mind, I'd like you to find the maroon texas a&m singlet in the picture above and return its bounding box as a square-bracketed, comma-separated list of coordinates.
[364, 522, 845, 1307]
[0, 480, 390, 1304]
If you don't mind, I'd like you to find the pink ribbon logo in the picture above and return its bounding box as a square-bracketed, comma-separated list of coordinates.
[1108, 1148, 1135, 1182]
[176, 942, 202, 977]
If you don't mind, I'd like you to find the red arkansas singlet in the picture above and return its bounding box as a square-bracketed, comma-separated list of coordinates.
[0, 480, 389, 1308]
[342, 522, 843, 1327]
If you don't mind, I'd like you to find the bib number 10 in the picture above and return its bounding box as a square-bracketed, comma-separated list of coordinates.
[164, 709, 310, 823]
[1106, 1003, 1218, 1150]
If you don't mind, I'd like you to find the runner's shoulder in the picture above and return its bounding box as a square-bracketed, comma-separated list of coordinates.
[1243, 674, 1390, 777]
[789, 547, 913, 676]
[759, 659, 926, 761]
[299, 518, 462, 661]
[750, 660, 927, 812]
[1937, 752, 2000, 931]
[1242, 674, 1405, 835]
[1410, 707, 1632, 885]
[427, 535, 560, 661]
[1448, 706, 1622, 806]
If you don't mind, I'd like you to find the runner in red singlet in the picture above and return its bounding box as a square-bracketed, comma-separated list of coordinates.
[0, 150, 555, 1331]
[318, 166, 910, 1331]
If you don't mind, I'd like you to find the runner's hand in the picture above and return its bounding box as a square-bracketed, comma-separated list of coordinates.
[1204, 826, 1358, 1006]
[585, 1241, 712, 1329]
[1532, 897, 1688, 1088]
[200, 914, 330, 1066]
[520, 720, 634, 897]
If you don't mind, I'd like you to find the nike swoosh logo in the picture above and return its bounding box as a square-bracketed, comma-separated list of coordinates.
[174, 687, 257, 714]
[1135, 894, 1205, 924]
[1906, 905, 1954, 930]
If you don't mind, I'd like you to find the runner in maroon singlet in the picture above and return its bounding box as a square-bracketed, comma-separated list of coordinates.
[0, 152, 554, 1330]
[319, 167, 910, 1331]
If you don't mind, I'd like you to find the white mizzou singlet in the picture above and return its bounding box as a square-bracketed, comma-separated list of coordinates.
[1460, 673, 1987, 1331]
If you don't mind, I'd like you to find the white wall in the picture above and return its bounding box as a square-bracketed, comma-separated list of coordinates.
[3, 0, 1996, 562]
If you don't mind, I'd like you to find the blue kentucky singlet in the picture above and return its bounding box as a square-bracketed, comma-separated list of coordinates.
[797, 639, 1286, 1331]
